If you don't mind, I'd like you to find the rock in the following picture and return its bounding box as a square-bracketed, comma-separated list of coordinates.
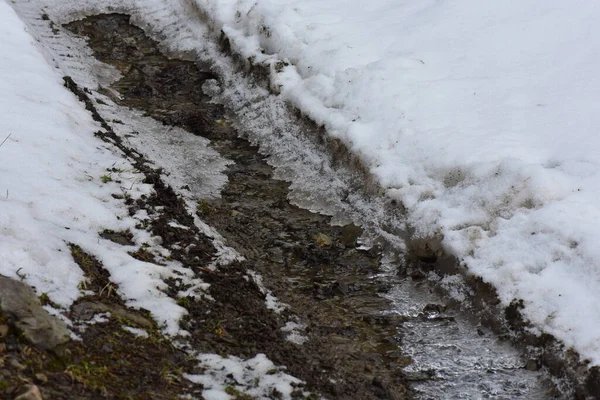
[99, 229, 133, 246]
[372, 376, 385, 388]
[101, 342, 114, 353]
[423, 303, 446, 314]
[0, 276, 69, 350]
[340, 224, 363, 247]
[15, 385, 43, 400]
[314, 233, 332, 247]
[404, 369, 436, 382]
[34, 373, 48, 384]
[70, 300, 153, 329]
[9, 359, 26, 371]
[525, 359, 540, 371]
[0, 324, 8, 337]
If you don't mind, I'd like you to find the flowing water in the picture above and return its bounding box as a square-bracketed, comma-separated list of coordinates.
[11, 3, 567, 398]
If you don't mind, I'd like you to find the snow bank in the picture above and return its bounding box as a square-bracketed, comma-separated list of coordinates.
[192, 0, 600, 363]
[0, 0, 189, 334]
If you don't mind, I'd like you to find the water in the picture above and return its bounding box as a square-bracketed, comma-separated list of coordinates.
[384, 277, 559, 399]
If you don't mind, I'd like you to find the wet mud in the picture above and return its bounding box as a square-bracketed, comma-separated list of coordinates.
[63, 13, 410, 399]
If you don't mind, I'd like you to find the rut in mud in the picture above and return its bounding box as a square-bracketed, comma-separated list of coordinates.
[64, 13, 410, 399]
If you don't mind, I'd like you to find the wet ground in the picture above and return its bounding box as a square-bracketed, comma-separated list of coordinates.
[63, 13, 409, 399]
[0, 7, 573, 400]
[63, 13, 560, 399]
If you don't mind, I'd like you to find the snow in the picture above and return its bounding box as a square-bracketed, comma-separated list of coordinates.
[247, 271, 289, 314]
[281, 321, 308, 345]
[185, 353, 303, 399]
[6, 0, 600, 383]
[122, 326, 150, 338]
[190, 0, 600, 363]
[0, 0, 191, 336]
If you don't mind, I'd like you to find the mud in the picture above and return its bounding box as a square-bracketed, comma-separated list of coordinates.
[62, 13, 411, 399]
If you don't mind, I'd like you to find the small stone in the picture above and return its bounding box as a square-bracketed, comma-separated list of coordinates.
[525, 359, 540, 371]
[372, 376, 384, 388]
[0, 343, 6, 353]
[15, 385, 43, 400]
[340, 224, 363, 247]
[70, 301, 153, 329]
[314, 233, 332, 247]
[9, 359, 26, 371]
[0, 276, 69, 349]
[34, 373, 48, 384]
[101, 343, 114, 353]
[405, 370, 435, 381]
[0, 324, 9, 337]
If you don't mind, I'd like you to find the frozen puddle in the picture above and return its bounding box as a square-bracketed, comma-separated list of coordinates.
[384, 277, 558, 399]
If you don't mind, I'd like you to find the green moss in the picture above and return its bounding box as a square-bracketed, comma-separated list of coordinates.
[196, 199, 214, 215]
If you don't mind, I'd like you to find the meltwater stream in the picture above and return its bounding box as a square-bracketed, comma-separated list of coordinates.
[381, 270, 559, 399]
[11, 0, 567, 397]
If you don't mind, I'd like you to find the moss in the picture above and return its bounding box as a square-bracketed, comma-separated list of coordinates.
[196, 199, 214, 215]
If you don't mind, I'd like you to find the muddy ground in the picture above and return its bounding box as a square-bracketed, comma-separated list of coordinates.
[7, 7, 599, 399]
[0, 13, 414, 400]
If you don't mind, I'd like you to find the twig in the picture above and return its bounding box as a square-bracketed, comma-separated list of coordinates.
[0, 133, 11, 148]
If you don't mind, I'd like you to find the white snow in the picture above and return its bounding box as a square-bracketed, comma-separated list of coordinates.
[185, 353, 303, 399]
[247, 271, 290, 314]
[188, 0, 600, 364]
[281, 321, 308, 345]
[8, 0, 600, 383]
[0, 0, 192, 336]
[122, 326, 150, 338]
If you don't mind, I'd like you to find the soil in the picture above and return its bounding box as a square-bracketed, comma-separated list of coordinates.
[1, 13, 412, 400]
